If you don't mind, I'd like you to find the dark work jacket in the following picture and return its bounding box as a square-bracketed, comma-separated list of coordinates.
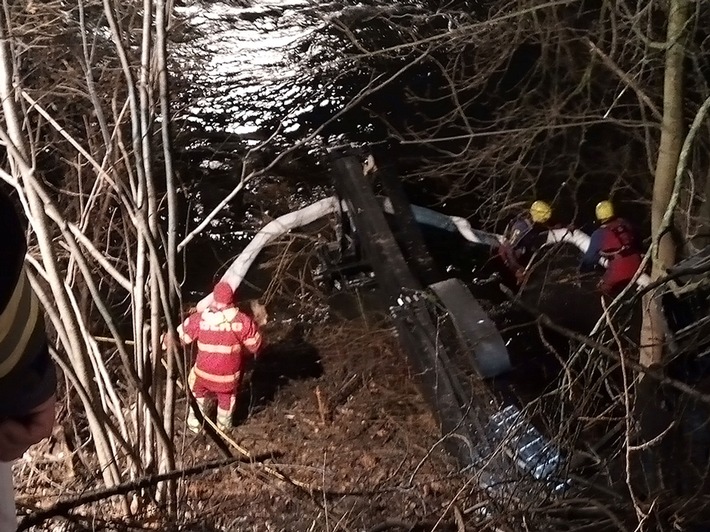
[0, 189, 56, 418]
[503, 213, 544, 254]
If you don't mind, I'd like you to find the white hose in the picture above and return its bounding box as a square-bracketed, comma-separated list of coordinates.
[196, 197, 649, 308]
[196, 197, 342, 311]
[544, 228, 650, 288]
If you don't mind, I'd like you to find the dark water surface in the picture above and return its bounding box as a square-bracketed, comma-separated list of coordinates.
[169, 0, 470, 293]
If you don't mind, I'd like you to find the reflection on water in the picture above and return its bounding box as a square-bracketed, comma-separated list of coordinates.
[173, 0, 333, 135]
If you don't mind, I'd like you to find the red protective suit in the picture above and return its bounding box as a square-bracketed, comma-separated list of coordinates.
[178, 306, 262, 411]
[582, 217, 642, 297]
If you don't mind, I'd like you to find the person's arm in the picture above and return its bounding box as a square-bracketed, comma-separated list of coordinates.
[162, 311, 200, 350]
[0, 189, 56, 461]
[580, 228, 602, 272]
[177, 312, 201, 345]
[239, 315, 263, 357]
[498, 242, 521, 271]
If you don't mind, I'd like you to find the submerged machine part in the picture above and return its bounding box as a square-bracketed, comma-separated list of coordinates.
[328, 149, 569, 499]
[429, 278, 511, 379]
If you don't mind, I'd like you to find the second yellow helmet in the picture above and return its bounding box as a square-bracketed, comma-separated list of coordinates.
[529, 200, 552, 224]
[595, 200, 615, 222]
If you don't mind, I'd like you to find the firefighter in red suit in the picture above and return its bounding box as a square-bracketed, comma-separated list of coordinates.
[580, 201, 643, 297]
[175, 282, 262, 432]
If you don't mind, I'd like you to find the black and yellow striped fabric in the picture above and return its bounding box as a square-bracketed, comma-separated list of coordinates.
[0, 189, 55, 419]
[0, 271, 41, 379]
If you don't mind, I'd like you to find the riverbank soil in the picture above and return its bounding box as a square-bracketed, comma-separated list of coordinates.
[176, 316, 468, 531]
[17, 314, 474, 531]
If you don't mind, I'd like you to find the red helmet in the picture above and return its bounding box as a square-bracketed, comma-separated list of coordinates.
[212, 282, 234, 305]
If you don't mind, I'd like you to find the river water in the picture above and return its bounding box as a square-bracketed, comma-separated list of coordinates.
[172, 0, 326, 137]
[169, 0, 449, 296]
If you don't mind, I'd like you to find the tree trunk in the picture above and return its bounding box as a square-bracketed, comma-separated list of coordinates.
[639, 0, 690, 369]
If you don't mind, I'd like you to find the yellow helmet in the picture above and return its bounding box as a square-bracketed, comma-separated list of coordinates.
[595, 200, 615, 222]
[529, 200, 552, 224]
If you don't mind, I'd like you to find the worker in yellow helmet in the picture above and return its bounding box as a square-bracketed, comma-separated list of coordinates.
[497, 200, 553, 284]
[580, 200, 643, 296]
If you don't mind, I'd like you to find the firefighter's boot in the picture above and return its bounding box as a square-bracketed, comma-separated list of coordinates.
[187, 398, 206, 433]
[217, 397, 235, 431]
[216, 408, 233, 431]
